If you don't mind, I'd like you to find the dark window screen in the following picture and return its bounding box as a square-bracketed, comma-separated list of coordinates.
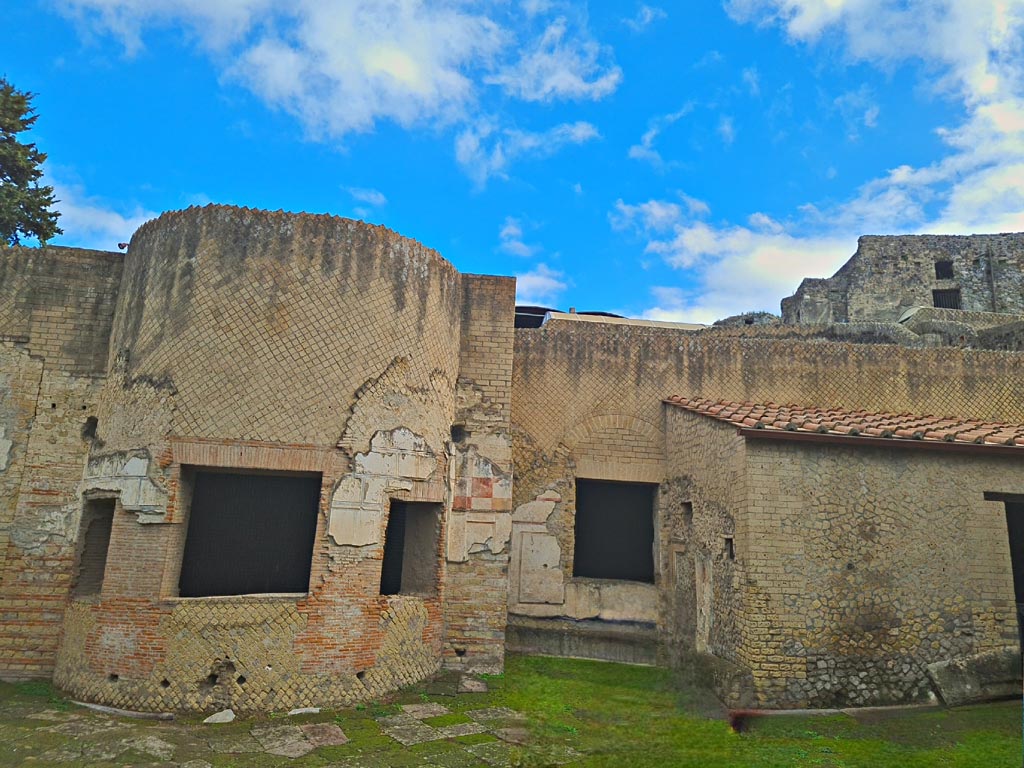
[934, 261, 954, 279]
[178, 470, 321, 597]
[1004, 502, 1024, 646]
[932, 288, 962, 309]
[573, 479, 655, 583]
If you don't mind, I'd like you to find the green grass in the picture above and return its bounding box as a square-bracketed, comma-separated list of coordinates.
[0, 657, 1020, 767]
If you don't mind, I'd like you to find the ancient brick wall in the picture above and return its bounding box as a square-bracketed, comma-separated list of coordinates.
[782, 233, 1024, 324]
[445, 275, 515, 672]
[0, 246, 122, 680]
[0, 245, 124, 374]
[35, 206, 514, 712]
[733, 437, 1022, 708]
[510, 317, 1024, 632]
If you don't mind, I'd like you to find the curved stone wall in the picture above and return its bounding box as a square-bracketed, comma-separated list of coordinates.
[103, 205, 463, 450]
[55, 207, 465, 712]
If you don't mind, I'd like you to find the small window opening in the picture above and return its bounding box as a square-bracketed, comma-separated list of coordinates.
[573, 479, 656, 583]
[934, 260, 954, 279]
[450, 424, 467, 443]
[379, 501, 441, 596]
[682, 501, 693, 526]
[81, 416, 98, 440]
[932, 288, 962, 309]
[724, 537, 735, 561]
[178, 469, 321, 597]
[108, 673, 119, 682]
[72, 498, 116, 598]
[160, 678, 171, 688]
[743, 317, 754, 325]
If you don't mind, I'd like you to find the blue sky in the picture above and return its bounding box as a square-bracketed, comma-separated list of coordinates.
[6, 1, 1024, 322]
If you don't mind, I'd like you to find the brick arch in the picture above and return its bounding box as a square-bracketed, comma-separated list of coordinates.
[561, 413, 662, 452]
[560, 413, 664, 484]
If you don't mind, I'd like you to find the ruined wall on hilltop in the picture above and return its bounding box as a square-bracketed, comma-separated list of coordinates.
[782, 233, 1024, 324]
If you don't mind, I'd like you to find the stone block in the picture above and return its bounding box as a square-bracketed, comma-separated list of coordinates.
[926, 648, 1021, 706]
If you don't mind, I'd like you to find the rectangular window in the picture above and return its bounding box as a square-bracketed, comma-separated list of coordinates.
[178, 469, 321, 598]
[934, 260, 954, 279]
[380, 501, 441, 596]
[932, 288, 962, 309]
[573, 479, 655, 583]
[72, 498, 116, 598]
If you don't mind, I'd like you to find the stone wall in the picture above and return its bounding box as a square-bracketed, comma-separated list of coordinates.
[662, 407, 746, 665]
[668, 408, 1023, 708]
[0, 205, 518, 713]
[782, 233, 1024, 324]
[510, 316, 1024, 636]
[0, 245, 123, 680]
[445, 274, 515, 672]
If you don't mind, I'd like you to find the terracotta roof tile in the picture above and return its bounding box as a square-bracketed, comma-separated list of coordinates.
[664, 396, 1024, 451]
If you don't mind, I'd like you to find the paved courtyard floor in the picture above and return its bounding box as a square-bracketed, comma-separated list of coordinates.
[0, 655, 1020, 767]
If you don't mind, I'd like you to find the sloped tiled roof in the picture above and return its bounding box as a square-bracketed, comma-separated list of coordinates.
[665, 396, 1024, 449]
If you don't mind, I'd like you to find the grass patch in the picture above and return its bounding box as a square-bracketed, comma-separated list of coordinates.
[0, 657, 1019, 767]
[422, 712, 472, 727]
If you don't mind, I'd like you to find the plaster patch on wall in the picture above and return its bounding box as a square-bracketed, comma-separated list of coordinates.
[328, 428, 437, 547]
[9, 505, 72, 553]
[447, 441, 513, 561]
[81, 452, 168, 523]
[337, 358, 453, 459]
[0, 426, 11, 472]
[516, 531, 564, 604]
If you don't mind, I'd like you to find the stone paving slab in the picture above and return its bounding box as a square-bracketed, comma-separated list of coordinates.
[435, 721, 488, 738]
[378, 713, 442, 746]
[205, 730, 263, 753]
[251, 723, 314, 757]
[463, 707, 527, 722]
[302, 721, 349, 747]
[401, 702, 451, 718]
[464, 741, 514, 767]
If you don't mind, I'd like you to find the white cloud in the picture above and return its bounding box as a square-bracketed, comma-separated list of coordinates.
[486, 17, 622, 102]
[499, 216, 538, 257]
[56, 0, 617, 181]
[622, 0, 1024, 323]
[619, 196, 852, 322]
[717, 115, 736, 145]
[347, 186, 387, 206]
[521, 0, 553, 16]
[624, 4, 667, 32]
[49, 176, 157, 251]
[61, 1, 504, 138]
[742, 66, 760, 97]
[693, 49, 724, 68]
[456, 119, 600, 186]
[515, 263, 567, 304]
[833, 85, 880, 140]
[627, 104, 694, 169]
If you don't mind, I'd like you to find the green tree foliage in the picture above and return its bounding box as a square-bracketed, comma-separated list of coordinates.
[0, 78, 61, 246]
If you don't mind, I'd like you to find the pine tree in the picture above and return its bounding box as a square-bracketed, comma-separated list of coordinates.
[0, 78, 62, 246]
